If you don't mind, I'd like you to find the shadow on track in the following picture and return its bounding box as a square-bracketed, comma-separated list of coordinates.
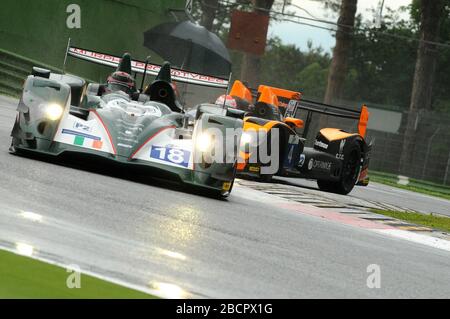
[8, 148, 228, 201]
[272, 177, 319, 191]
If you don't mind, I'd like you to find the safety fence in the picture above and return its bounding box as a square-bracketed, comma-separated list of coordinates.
[295, 100, 450, 186]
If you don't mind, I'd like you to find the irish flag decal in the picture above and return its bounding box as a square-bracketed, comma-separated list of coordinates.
[62, 129, 103, 150]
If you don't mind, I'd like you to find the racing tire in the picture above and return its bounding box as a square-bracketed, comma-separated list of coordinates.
[317, 142, 361, 195]
[259, 174, 273, 183]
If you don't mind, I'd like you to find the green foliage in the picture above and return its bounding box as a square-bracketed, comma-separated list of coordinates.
[345, 11, 418, 107]
[372, 209, 450, 232]
[256, 37, 330, 98]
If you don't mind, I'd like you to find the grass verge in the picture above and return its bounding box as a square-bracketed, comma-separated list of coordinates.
[370, 171, 450, 201]
[0, 249, 156, 299]
[372, 209, 450, 233]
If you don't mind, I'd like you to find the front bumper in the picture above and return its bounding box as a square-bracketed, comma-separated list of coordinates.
[13, 139, 234, 195]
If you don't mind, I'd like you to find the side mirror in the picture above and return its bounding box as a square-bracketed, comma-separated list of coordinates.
[284, 117, 304, 129]
[32, 67, 51, 79]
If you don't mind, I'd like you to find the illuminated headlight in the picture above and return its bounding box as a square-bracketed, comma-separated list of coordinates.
[240, 132, 252, 146]
[196, 133, 213, 153]
[45, 103, 64, 121]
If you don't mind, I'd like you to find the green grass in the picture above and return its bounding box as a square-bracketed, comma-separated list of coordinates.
[0, 249, 156, 299]
[370, 171, 450, 201]
[372, 209, 450, 233]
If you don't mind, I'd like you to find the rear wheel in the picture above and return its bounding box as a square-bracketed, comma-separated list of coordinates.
[317, 143, 361, 195]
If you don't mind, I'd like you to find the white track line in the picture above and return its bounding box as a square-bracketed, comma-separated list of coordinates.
[372, 229, 450, 252]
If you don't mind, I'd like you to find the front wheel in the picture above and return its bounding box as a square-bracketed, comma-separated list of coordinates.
[317, 143, 361, 195]
[259, 174, 273, 183]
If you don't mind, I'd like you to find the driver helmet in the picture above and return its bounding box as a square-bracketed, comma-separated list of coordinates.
[171, 82, 180, 100]
[107, 71, 136, 95]
[215, 95, 237, 108]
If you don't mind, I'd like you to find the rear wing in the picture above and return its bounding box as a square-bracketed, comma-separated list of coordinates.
[286, 98, 370, 139]
[66, 46, 230, 89]
[257, 85, 302, 108]
[234, 83, 302, 108]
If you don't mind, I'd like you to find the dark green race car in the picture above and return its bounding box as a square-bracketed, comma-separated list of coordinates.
[9, 46, 244, 197]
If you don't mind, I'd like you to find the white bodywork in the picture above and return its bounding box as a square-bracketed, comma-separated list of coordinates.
[53, 97, 195, 170]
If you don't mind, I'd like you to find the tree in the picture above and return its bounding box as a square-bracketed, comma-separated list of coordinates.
[346, 9, 417, 108]
[259, 38, 330, 98]
[200, 0, 219, 31]
[192, 0, 253, 35]
[240, 0, 275, 88]
[399, 0, 446, 175]
[324, 0, 358, 104]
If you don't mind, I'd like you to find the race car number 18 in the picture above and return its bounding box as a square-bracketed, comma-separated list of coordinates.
[151, 146, 190, 168]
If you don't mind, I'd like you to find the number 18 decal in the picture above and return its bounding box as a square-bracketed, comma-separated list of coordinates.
[150, 146, 190, 168]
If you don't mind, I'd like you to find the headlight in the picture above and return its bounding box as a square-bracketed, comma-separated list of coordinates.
[240, 132, 252, 146]
[196, 133, 213, 153]
[45, 103, 64, 121]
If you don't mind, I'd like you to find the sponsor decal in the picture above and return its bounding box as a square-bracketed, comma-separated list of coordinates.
[285, 100, 297, 117]
[150, 146, 191, 168]
[249, 166, 260, 173]
[298, 154, 306, 168]
[222, 182, 232, 192]
[68, 47, 229, 88]
[313, 160, 332, 171]
[339, 139, 346, 153]
[308, 159, 314, 171]
[118, 143, 133, 149]
[62, 129, 101, 141]
[336, 139, 346, 160]
[307, 158, 332, 171]
[314, 140, 329, 150]
[74, 122, 92, 132]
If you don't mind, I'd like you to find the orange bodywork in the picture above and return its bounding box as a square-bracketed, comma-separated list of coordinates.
[243, 117, 280, 132]
[258, 85, 302, 102]
[358, 105, 370, 138]
[258, 86, 279, 106]
[238, 118, 285, 172]
[284, 117, 304, 129]
[230, 80, 253, 103]
[320, 128, 358, 141]
[237, 84, 301, 173]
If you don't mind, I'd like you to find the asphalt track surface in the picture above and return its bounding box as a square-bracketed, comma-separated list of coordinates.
[0, 95, 449, 298]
